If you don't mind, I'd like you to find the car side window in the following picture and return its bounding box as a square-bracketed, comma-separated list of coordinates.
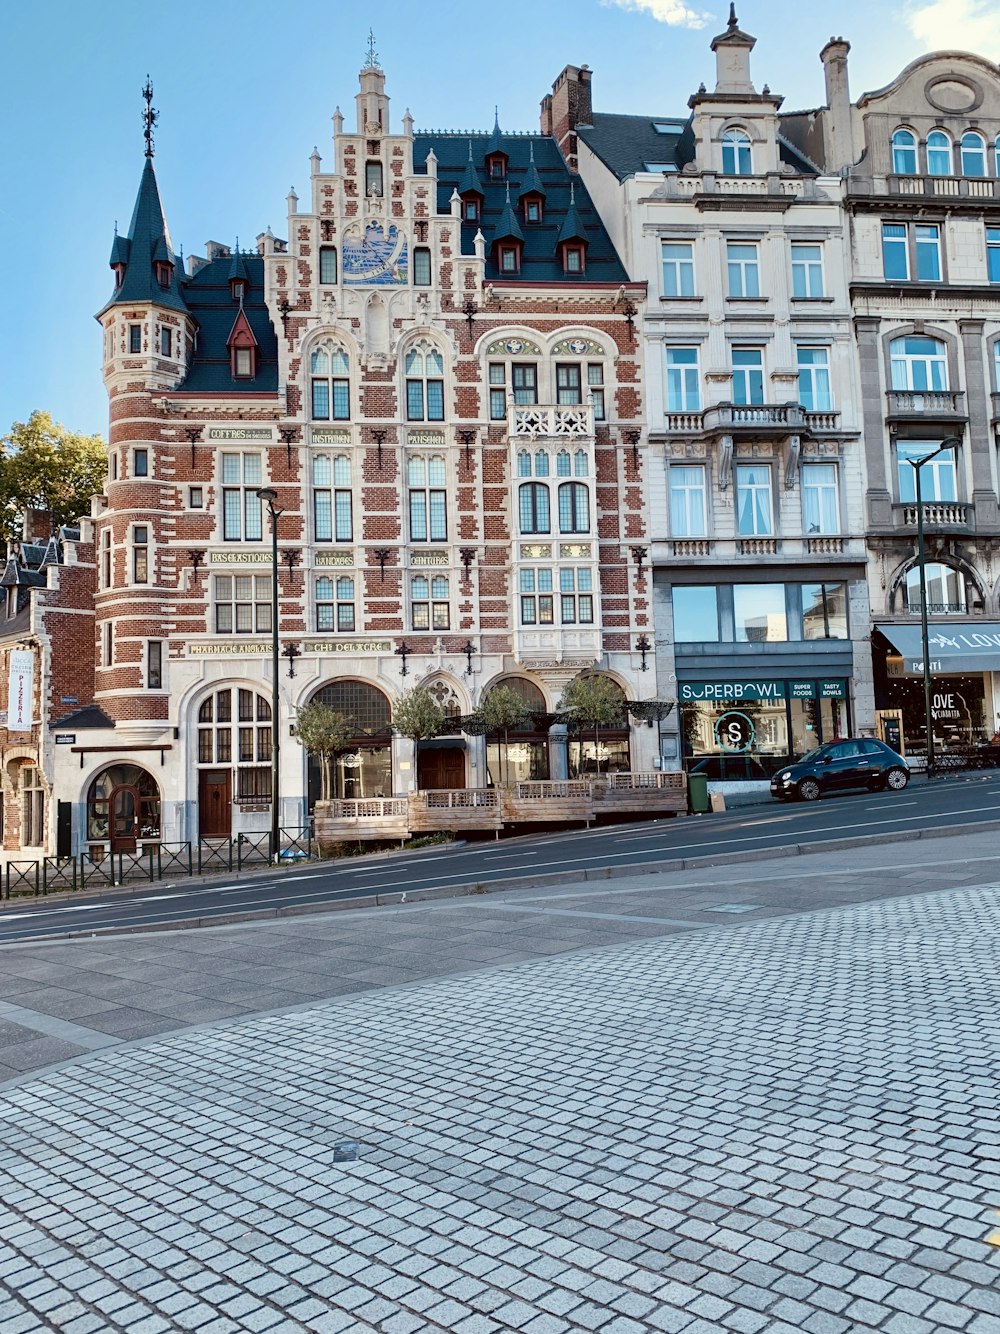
[862, 740, 884, 756]
[837, 741, 862, 759]
[825, 743, 848, 760]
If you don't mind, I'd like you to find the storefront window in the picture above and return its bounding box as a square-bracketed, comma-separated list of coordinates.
[679, 680, 850, 779]
[802, 583, 848, 639]
[878, 670, 987, 754]
[487, 740, 548, 786]
[568, 739, 631, 777]
[673, 585, 719, 642]
[306, 681, 393, 806]
[734, 584, 787, 642]
[87, 765, 161, 841]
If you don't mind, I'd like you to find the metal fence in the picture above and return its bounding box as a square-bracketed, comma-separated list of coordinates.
[0, 825, 314, 902]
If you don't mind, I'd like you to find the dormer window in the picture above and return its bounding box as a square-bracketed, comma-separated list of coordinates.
[462, 198, 480, 222]
[487, 154, 506, 179]
[234, 348, 254, 379]
[112, 264, 126, 290]
[499, 244, 521, 274]
[721, 128, 752, 176]
[227, 307, 259, 381]
[562, 245, 585, 274]
[523, 197, 543, 224]
[230, 278, 246, 303]
[154, 261, 172, 289]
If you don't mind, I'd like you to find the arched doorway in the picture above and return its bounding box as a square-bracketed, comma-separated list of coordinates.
[306, 680, 393, 807]
[417, 679, 465, 790]
[484, 677, 551, 785]
[196, 686, 272, 838]
[565, 675, 631, 777]
[87, 765, 161, 853]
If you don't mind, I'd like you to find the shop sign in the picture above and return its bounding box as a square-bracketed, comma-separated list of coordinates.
[789, 681, 815, 699]
[7, 650, 34, 732]
[207, 427, 272, 440]
[410, 552, 448, 566]
[54, 734, 76, 744]
[408, 430, 444, 445]
[819, 681, 846, 699]
[679, 680, 786, 702]
[312, 430, 351, 445]
[209, 550, 272, 564]
[315, 552, 354, 566]
[305, 640, 392, 654]
[931, 691, 963, 720]
[188, 643, 271, 655]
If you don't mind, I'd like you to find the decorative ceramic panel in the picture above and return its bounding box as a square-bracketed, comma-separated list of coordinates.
[484, 338, 543, 357]
[342, 222, 408, 285]
[551, 338, 604, 356]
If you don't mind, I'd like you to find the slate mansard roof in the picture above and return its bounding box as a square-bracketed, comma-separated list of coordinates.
[414, 131, 629, 284]
[174, 253, 279, 395]
[577, 112, 816, 181]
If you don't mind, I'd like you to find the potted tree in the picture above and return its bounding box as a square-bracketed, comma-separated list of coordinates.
[295, 702, 353, 854]
[392, 685, 446, 786]
[559, 674, 627, 780]
[475, 686, 531, 788]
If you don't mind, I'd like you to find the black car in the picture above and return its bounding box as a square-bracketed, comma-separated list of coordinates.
[770, 738, 910, 802]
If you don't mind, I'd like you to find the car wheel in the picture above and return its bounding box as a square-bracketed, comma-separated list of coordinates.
[885, 767, 909, 791]
[797, 777, 821, 802]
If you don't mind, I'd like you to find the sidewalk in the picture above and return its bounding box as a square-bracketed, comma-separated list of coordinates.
[0, 833, 997, 1331]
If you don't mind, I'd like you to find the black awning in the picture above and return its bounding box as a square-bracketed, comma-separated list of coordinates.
[876, 622, 1000, 674]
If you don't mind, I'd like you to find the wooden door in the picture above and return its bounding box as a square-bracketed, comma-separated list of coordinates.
[417, 747, 466, 791]
[110, 785, 139, 853]
[198, 769, 232, 838]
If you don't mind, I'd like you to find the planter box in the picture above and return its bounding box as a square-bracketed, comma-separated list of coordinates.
[592, 771, 686, 816]
[503, 780, 594, 823]
[409, 788, 502, 832]
[314, 798, 410, 845]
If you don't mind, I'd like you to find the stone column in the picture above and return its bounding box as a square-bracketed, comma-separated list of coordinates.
[959, 320, 999, 530]
[854, 316, 891, 526]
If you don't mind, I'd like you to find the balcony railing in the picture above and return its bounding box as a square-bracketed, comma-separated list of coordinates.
[664, 404, 841, 435]
[886, 390, 966, 418]
[737, 537, 779, 556]
[884, 173, 1000, 200]
[896, 502, 971, 529]
[660, 535, 861, 561]
[510, 406, 594, 438]
[905, 601, 967, 615]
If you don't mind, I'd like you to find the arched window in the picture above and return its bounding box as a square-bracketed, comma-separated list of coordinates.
[316, 575, 355, 632]
[903, 562, 967, 614]
[534, 449, 550, 476]
[198, 688, 272, 801]
[517, 450, 531, 477]
[483, 677, 550, 784]
[558, 481, 590, 534]
[892, 128, 917, 175]
[927, 130, 952, 176]
[405, 341, 445, 421]
[961, 131, 987, 177]
[87, 765, 161, 849]
[519, 481, 550, 534]
[556, 450, 572, 476]
[310, 342, 350, 420]
[307, 680, 392, 803]
[721, 129, 752, 176]
[312, 454, 352, 543]
[565, 675, 631, 778]
[574, 449, 589, 477]
[411, 574, 450, 630]
[889, 336, 948, 391]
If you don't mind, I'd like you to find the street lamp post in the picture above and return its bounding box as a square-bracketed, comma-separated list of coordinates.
[910, 437, 961, 781]
[256, 487, 281, 861]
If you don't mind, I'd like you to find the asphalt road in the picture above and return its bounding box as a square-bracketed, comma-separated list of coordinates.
[1, 771, 998, 943]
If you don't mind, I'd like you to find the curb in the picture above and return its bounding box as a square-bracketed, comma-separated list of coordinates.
[35, 814, 1000, 942]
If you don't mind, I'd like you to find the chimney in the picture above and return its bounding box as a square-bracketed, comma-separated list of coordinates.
[543, 64, 593, 170]
[820, 36, 854, 172]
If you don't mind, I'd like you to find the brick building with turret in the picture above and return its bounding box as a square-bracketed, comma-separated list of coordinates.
[30, 51, 664, 860]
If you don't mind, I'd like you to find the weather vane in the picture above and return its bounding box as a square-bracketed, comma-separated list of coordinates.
[364, 29, 381, 69]
[142, 76, 158, 158]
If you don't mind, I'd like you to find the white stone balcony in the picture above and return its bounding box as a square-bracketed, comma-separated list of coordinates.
[885, 390, 966, 420]
[656, 535, 866, 564]
[896, 502, 971, 530]
[509, 406, 594, 438]
[663, 405, 842, 437]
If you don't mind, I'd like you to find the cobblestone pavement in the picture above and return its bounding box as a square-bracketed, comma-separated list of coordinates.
[0, 878, 998, 1331]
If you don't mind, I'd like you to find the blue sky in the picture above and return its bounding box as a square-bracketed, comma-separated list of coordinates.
[1, 0, 995, 439]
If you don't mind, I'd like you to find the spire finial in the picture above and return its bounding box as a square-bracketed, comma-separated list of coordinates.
[468, 138, 474, 160]
[142, 75, 158, 158]
[529, 142, 535, 162]
[364, 29, 381, 68]
[727, 2, 738, 29]
[570, 181, 576, 204]
[494, 105, 500, 129]
[505, 181, 512, 203]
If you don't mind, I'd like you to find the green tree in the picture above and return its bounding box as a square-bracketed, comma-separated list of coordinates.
[0, 411, 107, 540]
[559, 674, 627, 774]
[392, 686, 446, 774]
[295, 702, 353, 801]
[476, 686, 531, 787]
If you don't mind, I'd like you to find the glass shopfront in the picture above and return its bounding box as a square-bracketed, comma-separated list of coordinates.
[679, 679, 850, 780]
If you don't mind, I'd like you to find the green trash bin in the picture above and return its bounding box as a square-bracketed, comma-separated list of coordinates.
[687, 772, 710, 814]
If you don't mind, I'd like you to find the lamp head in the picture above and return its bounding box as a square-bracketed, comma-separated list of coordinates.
[256, 486, 278, 504]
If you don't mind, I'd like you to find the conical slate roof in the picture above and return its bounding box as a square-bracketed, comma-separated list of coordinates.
[494, 183, 524, 243]
[99, 157, 188, 315]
